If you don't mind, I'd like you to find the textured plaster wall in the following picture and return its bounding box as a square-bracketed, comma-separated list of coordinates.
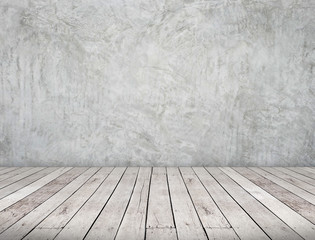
[0, 0, 314, 166]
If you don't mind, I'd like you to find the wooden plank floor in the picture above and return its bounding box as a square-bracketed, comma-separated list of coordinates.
[0, 167, 314, 240]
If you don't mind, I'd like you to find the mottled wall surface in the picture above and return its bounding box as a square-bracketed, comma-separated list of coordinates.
[0, 0, 314, 166]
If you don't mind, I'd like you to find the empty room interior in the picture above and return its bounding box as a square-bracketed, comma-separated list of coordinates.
[0, 0, 314, 239]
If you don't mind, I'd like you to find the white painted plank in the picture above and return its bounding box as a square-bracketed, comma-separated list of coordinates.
[209, 167, 301, 240]
[0, 167, 71, 212]
[83, 167, 139, 240]
[0, 167, 87, 233]
[0, 167, 31, 182]
[28, 168, 111, 233]
[147, 167, 175, 229]
[262, 167, 315, 194]
[0, 167, 100, 240]
[0, 167, 45, 189]
[277, 167, 315, 186]
[167, 167, 207, 240]
[54, 167, 127, 240]
[250, 167, 315, 205]
[180, 167, 238, 240]
[20, 228, 58, 240]
[234, 167, 315, 224]
[0, 167, 312, 240]
[0, 167, 19, 175]
[205, 228, 240, 240]
[304, 167, 315, 175]
[221, 167, 315, 240]
[287, 167, 315, 180]
[0, 167, 58, 199]
[116, 167, 152, 240]
[193, 167, 269, 240]
[146, 228, 177, 240]
[180, 167, 230, 228]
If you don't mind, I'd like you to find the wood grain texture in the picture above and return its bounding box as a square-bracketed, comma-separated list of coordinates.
[233, 167, 315, 224]
[180, 167, 239, 240]
[0, 168, 32, 182]
[250, 167, 315, 205]
[221, 167, 315, 240]
[194, 167, 268, 240]
[0, 168, 100, 240]
[0, 167, 45, 189]
[303, 168, 315, 175]
[147, 167, 175, 229]
[83, 167, 139, 240]
[116, 167, 152, 240]
[0, 167, 71, 212]
[167, 167, 207, 240]
[29, 168, 110, 232]
[278, 168, 315, 186]
[0, 167, 58, 199]
[0, 167, 313, 240]
[0, 168, 8, 174]
[0, 168, 19, 175]
[22, 168, 111, 240]
[209, 167, 302, 240]
[0, 167, 86, 234]
[55, 167, 126, 240]
[287, 167, 315, 180]
[146, 228, 177, 240]
[261, 167, 315, 194]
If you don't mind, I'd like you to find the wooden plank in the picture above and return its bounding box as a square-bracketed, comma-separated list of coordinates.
[205, 228, 240, 240]
[147, 167, 175, 229]
[277, 167, 315, 186]
[54, 167, 127, 240]
[146, 228, 177, 240]
[27, 167, 112, 235]
[250, 167, 315, 205]
[167, 167, 207, 240]
[0, 167, 71, 211]
[115, 167, 152, 240]
[0, 167, 45, 189]
[287, 167, 315, 180]
[0, 168, 8, 173]
[304, 167, 315, 174]
[0, 167, 31, 182]
[262, 167, 315, 194]
[0, 167, 19, 175]
[220, 167, 315, 240]
[209, 167, 302, 240]
[0, 167, 58, 199]
[0, 167, 87, 233]
[0, 167, 313, 240]
[193, 167, 268, 240]
[179, 167, 238, 240]
[0, 167, 101, 240]
[146, 167, 177, 240]
[233, 167, 315, 224]
[19, 228, 58, 240]
[179, 167, 231, 228]
[83, 167, 139, 240]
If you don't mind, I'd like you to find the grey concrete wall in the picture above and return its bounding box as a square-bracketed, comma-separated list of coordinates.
[0, 0, 314, 167]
